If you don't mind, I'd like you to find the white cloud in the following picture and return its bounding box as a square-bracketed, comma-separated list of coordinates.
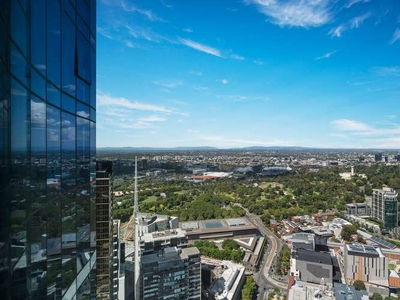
[390, 28, 400, 45]
[120, 1, 164, 22]
[386, 115, 397, 120]
[349, 12, 371, 29]
[221, 79, 229, 85]
[331, 119, 400, 137]
[124, 40, 135, 48]
[315, 50, 337, 60]
[253, 59, 264, 65]
[97, 93, 172, 113]
[230, 53, 245, 60]
[372, 66, 400, 76]
[189, 71, 202, 76]
[345, 0, 370, 9]
[179, 38, 222, 57]
[153, 80, 183, 88]
[329, 25, 346, 37]
[331, 119, 372, 131]
[245, 0, 333, 28]
[183, 27, 193, 33]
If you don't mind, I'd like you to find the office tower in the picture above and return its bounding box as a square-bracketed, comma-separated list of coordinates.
[96, 161, 114, 299]
[112, 220, 121, 300]
[372, 187, 398, 233]
[0, 1, 96, 299]
[375, 153, 383, 162]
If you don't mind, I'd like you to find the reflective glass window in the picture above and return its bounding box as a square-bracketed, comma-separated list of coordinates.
[11, 79, 28, 155]
[90, 48, 96, 108]
[62, 0, 76, 21]
[90, 0, 96, 35]
[0, 12, 6, 62]
[31, 0, 46, 75]
[47, 259, 62, 299]
[77, 102, 90, 119]
[77, 78, 89, 104]
[47, 83, 61, 107]
[47, 106, 62, 240]
[77, 16, 89, 40]
[11, 1, 27, 55]
[31, 68, 46, 100]
[77, 32, 91, 84]
[11, 44, 28, 87]
[90, 108, 95, 122]
[77, 0, 90, 26]
[62, 11, 76, 97]
[62, 93, 76, 114]
[47, 0, 61, 87]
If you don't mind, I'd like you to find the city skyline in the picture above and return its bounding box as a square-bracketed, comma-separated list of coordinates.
[97, 0, 400, 149]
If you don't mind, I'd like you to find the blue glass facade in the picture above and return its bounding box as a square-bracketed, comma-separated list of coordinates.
[0, 1, 96, 299]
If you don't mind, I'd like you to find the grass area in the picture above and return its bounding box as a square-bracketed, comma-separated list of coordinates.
[143, 195, 157, 203]
[174, 191, 187, 195]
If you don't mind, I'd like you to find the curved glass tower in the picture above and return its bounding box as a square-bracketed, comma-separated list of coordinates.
[0, 1, 97, 299]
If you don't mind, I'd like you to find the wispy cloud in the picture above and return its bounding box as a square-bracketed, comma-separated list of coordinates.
[189, 71, 202, 76]
[329, 13, 371, 38]
[371, 66, 400, 76]
[315, 50, 337, 60]
[253, 59, 264, 65]
[183, 27, 193, 33]
[221, 79, 229, 85]
[390, 28, 400, 45]
[97, 93, 172, 113]
[386, 115, 397, 120]
[349, 12, 371, 29]
[121, 1, 164, 22]
[345, 0, 370, 9]
[159, 0, 172, 9]
[179, 38, 222, 57]
[230, 53, 245, 60]
[124, 40, 135, 48]
[331, 119, 400, 137]
[329, 25, 346, 37]
[331, 119, 371, 132]
[153, 80, 183, 88]
[346, 80, 372, 86]
[244, 0, 334, 28]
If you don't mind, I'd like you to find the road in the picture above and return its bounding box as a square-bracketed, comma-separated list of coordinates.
[243, 213, 287, 300]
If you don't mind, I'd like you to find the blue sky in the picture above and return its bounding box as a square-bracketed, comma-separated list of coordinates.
[96, 0, 400, 149]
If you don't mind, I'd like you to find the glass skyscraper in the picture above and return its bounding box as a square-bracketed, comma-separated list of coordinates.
[0, 1, 97, 299]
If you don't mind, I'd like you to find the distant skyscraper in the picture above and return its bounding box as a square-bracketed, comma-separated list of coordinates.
[375, 153, 383, 162]
[96, 161, 114, 299]
[0, 1, 96, 299]
[372, 187, 398, 233]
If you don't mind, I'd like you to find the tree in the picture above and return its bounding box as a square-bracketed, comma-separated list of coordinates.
[222, 239, 240, 251]
[371, 293, 383, 300]
[241, 276, 256, 300]
[341, 224, 357, 241]
[353, 280, 366, 291]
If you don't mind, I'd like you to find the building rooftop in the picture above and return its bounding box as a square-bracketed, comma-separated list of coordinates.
[345, 243, 384, 258]
[294, 248, 333, 265]
[333, 283, 368, 300]
[291, 233, 314, 244]
[141, 228, 187, 243]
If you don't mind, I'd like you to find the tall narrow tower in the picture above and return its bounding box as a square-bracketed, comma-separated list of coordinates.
[134, 157, 140, 300]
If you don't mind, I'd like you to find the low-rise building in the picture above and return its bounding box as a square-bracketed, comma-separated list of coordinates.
[343, 243, 388, 288]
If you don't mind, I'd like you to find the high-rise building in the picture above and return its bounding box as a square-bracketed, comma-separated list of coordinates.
[0, 1, 96, 299]
[96, 161, 114, 299]
[372, 187, 398, 233]
[112, 219, 121, 300]
[125, 214, 202, 300]
[375, 153, 383, 162]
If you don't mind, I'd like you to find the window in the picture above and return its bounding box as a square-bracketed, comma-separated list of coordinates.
[31, 0, 46, 75]
[76, 32, 91, 84]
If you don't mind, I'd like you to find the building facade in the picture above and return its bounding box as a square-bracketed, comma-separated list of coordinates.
[96, 161, 114, 299]
[372, 187, 398, 233]
[0, 1, 96, 299]
[344, 243, 388, 287]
